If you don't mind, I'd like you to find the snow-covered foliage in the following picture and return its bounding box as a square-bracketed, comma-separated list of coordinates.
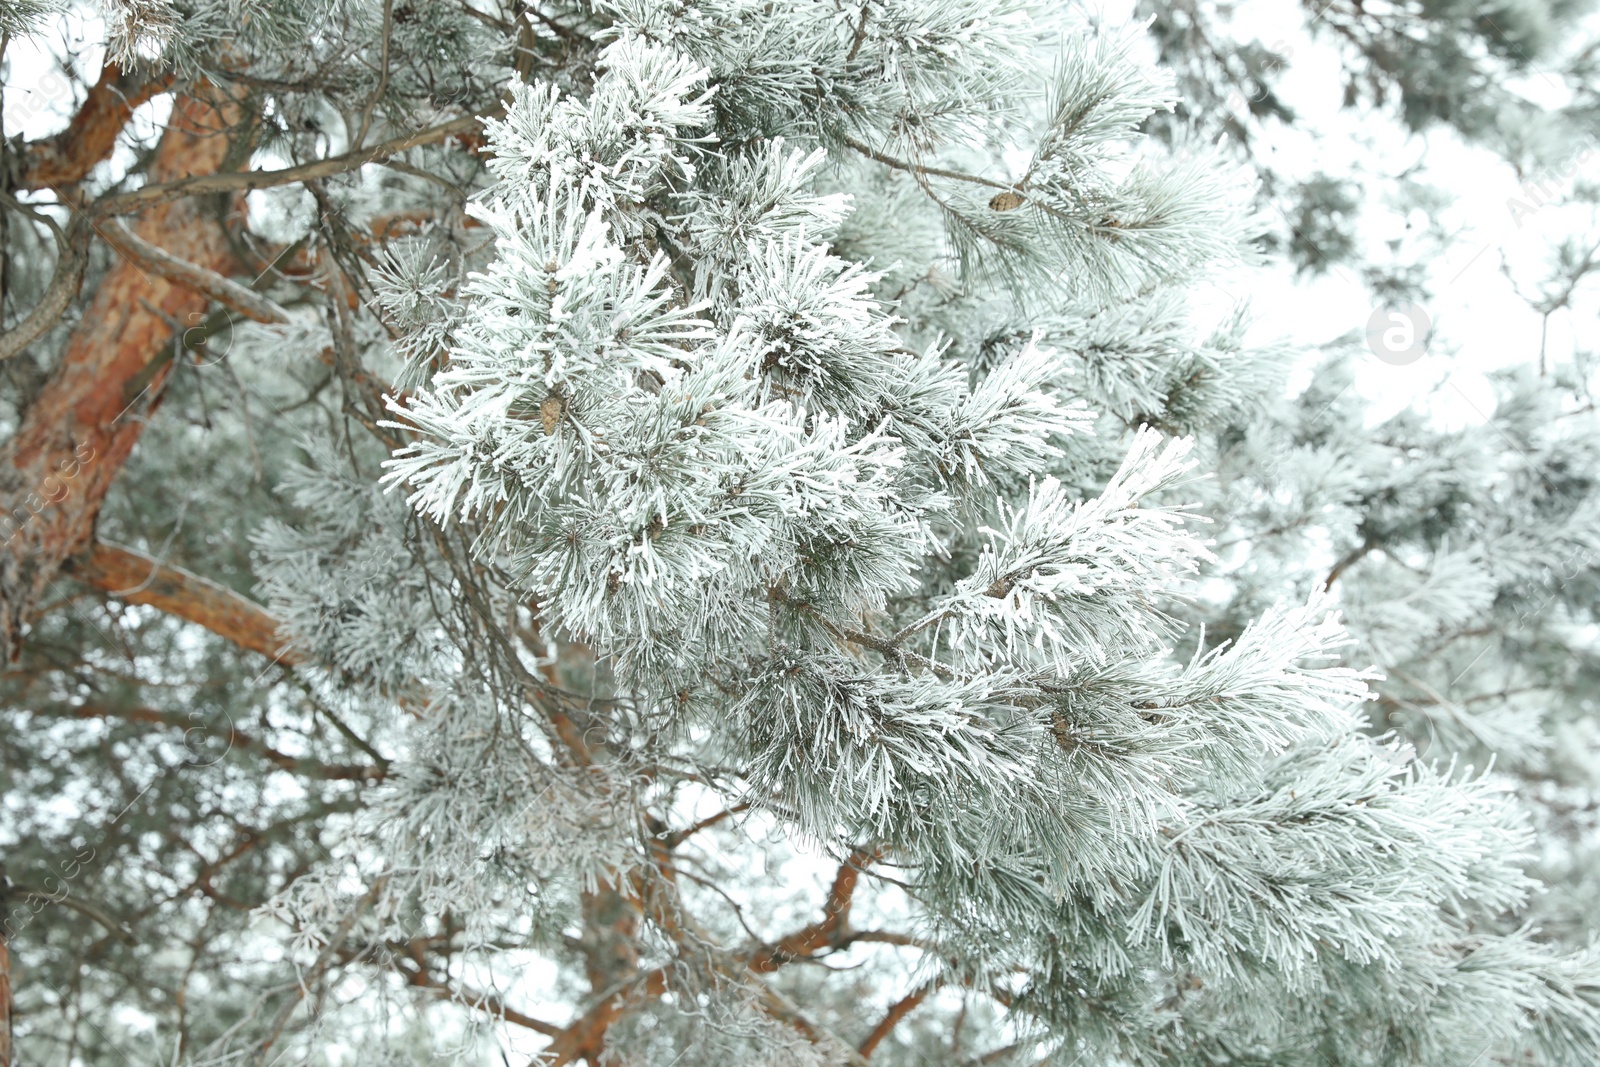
[356, 10, 1600, 1066]
[5, 2, 1600, 1066]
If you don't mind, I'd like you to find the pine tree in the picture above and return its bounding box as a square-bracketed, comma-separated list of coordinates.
[1, 3, 1598, 1067]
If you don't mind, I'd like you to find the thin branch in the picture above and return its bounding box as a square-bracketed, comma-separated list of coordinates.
[659, 802, 751, 849]
[748, 848, 880, 972]
[969, 1040, 1025, 1065]
[43, 703, 386, 781]
[844, 929, 924, 949]
[536, 967, 669, 1066]
[389, 955, 561, 1036]
[1324, 537, 1376, 588]
[858, 979, 937, 1057]
[379, 157, 470, 200]
[671, 867, 769, 945]
[754, 982, 872, 1067]
[839, 134, 1015, 193]
[354, 0, 395, 148]
[9, 885, 136, 944]
[845, 2, 872, 63]
[0, 213, 89, 362]
[94, 112, 492, 217]
[527, 7, 583, 43]
[456, 0, 512, 33]
[770, 586, 961, 679]
[289, 677, 391, 769]
[250, 877, 385, 1067]
[539, 848, 901, 1065]
[101, 217, 292, 324]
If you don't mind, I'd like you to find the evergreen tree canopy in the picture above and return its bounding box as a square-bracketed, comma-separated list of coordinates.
[0, 2, 1598, 1066]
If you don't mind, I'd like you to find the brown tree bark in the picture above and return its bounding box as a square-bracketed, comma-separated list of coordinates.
[0, 87, 244, 659]
[13, 62, 177, 192]
[68, 540, 300, 664]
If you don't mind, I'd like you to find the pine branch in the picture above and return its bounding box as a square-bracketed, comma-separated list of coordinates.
[46, 702, 384, 780]
[14, 60, 176, 190]
[94, 112, 493, 217]
[68, 540, 301, 666]
[101, 218, 292, 325]
[858, 979, 937, 1057]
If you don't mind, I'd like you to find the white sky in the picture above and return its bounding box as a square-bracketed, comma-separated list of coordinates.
[1162, 0, 1600, 429]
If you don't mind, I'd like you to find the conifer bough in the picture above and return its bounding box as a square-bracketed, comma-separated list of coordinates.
[0, 2, 1597, 1066]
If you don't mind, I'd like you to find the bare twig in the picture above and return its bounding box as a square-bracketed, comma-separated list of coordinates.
[839, 134, 1015, 193]
[9, 885, 136, 944]
[353, 0, 395, 148]
[660, 802, 753, 848]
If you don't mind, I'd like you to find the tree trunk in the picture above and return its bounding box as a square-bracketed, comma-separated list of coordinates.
[0, 87, 243, 658]
[0, 866, 11, 1067]
[0, 930, 11, 1067]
